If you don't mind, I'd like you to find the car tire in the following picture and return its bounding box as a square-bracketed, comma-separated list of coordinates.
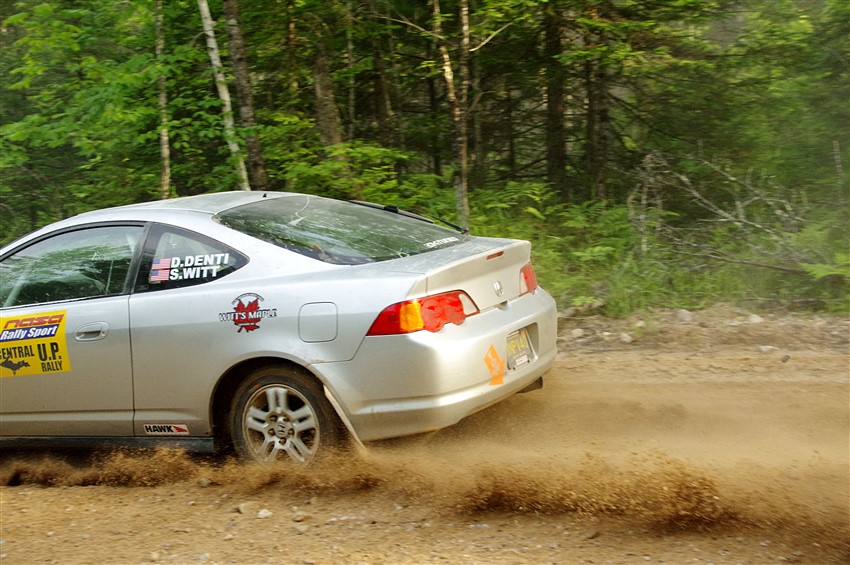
[230, 366, 343, 464]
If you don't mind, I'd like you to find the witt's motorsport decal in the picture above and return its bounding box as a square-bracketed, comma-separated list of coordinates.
[150, 253, 230, 283]
[0, 311, 71, 378]
[219, 293, 278, 333]
[143, 424, 190, 436]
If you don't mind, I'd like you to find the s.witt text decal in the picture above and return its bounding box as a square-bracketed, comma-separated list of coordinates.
[150, 253, 230, 283]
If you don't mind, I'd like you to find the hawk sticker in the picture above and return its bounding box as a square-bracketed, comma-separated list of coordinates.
[143, 423, 190, 436]
[219, 293, 278, 333]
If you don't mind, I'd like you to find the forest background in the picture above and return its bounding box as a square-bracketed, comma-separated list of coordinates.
[1, 0, 848, 314]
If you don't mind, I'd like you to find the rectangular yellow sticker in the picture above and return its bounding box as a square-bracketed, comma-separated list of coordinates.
[0, 311, 71, 378]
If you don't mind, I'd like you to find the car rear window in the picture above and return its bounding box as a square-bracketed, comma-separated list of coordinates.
[215, 194, 469, 265]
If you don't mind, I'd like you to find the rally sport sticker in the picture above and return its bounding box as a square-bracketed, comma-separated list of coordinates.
[0, 311, 71, 378]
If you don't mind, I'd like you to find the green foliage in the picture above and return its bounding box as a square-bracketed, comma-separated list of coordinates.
[459, 169, 848, 314]
[800, 254, 850, 281]
[0, 0, 846, 313]
[799, 253, 850, 312]
[281, 142, 407, 201]
[467, 183, 635, 306]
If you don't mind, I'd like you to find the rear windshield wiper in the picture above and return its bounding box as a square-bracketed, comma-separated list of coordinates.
[349, 200, 469, 234]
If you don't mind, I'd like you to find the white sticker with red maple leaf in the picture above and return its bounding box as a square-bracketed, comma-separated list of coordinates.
[218, 293, 278, 332]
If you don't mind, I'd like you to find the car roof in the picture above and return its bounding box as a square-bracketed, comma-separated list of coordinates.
[1, 192, 297, 253]
[75, 191, 290, 218]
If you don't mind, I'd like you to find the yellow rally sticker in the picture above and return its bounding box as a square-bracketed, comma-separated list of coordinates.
[484, 344, 505, 385]
[0, 311, 71, 378]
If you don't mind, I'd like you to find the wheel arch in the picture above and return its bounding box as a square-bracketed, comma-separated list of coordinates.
[209, 356, 356, 451]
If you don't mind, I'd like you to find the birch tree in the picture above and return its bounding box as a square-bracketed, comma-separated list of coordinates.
[156, 0, 172, 199]
[197, 0, 250, 191]
[431, 0, 471, 228]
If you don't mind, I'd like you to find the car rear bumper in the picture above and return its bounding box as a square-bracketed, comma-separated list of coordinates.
[312, 289, 558, 442]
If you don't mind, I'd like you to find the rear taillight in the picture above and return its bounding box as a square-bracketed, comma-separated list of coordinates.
[367, 291, 479, 335]
[520, 262, 538, 295]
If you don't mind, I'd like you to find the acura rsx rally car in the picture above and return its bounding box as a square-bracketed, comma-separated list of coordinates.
[0, 191, 558, 463]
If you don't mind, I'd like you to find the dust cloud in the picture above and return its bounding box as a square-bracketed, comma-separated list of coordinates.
[0, 446, 798, 532]
[2, 368, 847, 546]
[1, 309, 848, 563]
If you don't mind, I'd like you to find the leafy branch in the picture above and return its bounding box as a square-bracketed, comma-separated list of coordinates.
[629, 152, 843, 276]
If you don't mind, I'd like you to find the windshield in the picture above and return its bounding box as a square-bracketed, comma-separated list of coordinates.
[215, 194, 469, 265]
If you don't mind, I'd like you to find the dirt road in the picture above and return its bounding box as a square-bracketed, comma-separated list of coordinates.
[1, 306, 848, 564]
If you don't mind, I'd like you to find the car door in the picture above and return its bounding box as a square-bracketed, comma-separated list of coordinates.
[128, 224, 248, 438]
[0, 224, 144, 436]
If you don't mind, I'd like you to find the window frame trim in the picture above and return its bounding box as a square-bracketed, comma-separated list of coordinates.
[132, 223, 249, 294]
[0, 221, 150, 310]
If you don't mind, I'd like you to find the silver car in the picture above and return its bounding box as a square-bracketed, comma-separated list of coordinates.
[0, 192, 557, 463]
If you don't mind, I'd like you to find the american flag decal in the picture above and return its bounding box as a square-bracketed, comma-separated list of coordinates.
[150, 257, 171, 282]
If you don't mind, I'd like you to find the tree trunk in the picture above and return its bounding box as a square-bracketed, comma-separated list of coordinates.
[584, 57, 610, 201]
[470, 55, 486, 190]
[344, 0, 357, 140]
[432, 0, 470, 228]
[582, 8, 612, 201]
[313, 50, 344, 146]
[368, 0, 394, 146]
[427, 54, 442, 177]
[197, 0, 250, 191]
[286, 16, 299, 96]
[544, 3, 568, 201]
[503, 83, 517, 176]
[223, 0, 269, 190]
[371, 39, 392, 145]
[156, 0, 172, 200]
[457, 0, 471, 227]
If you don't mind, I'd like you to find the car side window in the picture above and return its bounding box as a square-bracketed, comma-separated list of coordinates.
[0, 225, 144, 308]
[135, 225, 246, 292]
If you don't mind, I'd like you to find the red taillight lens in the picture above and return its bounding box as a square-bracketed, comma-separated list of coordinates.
[520, 262, 538, 295]
[367, 291, 479, 335]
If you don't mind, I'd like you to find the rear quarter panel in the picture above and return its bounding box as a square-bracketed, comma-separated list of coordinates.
[127, 259, 420, 436]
